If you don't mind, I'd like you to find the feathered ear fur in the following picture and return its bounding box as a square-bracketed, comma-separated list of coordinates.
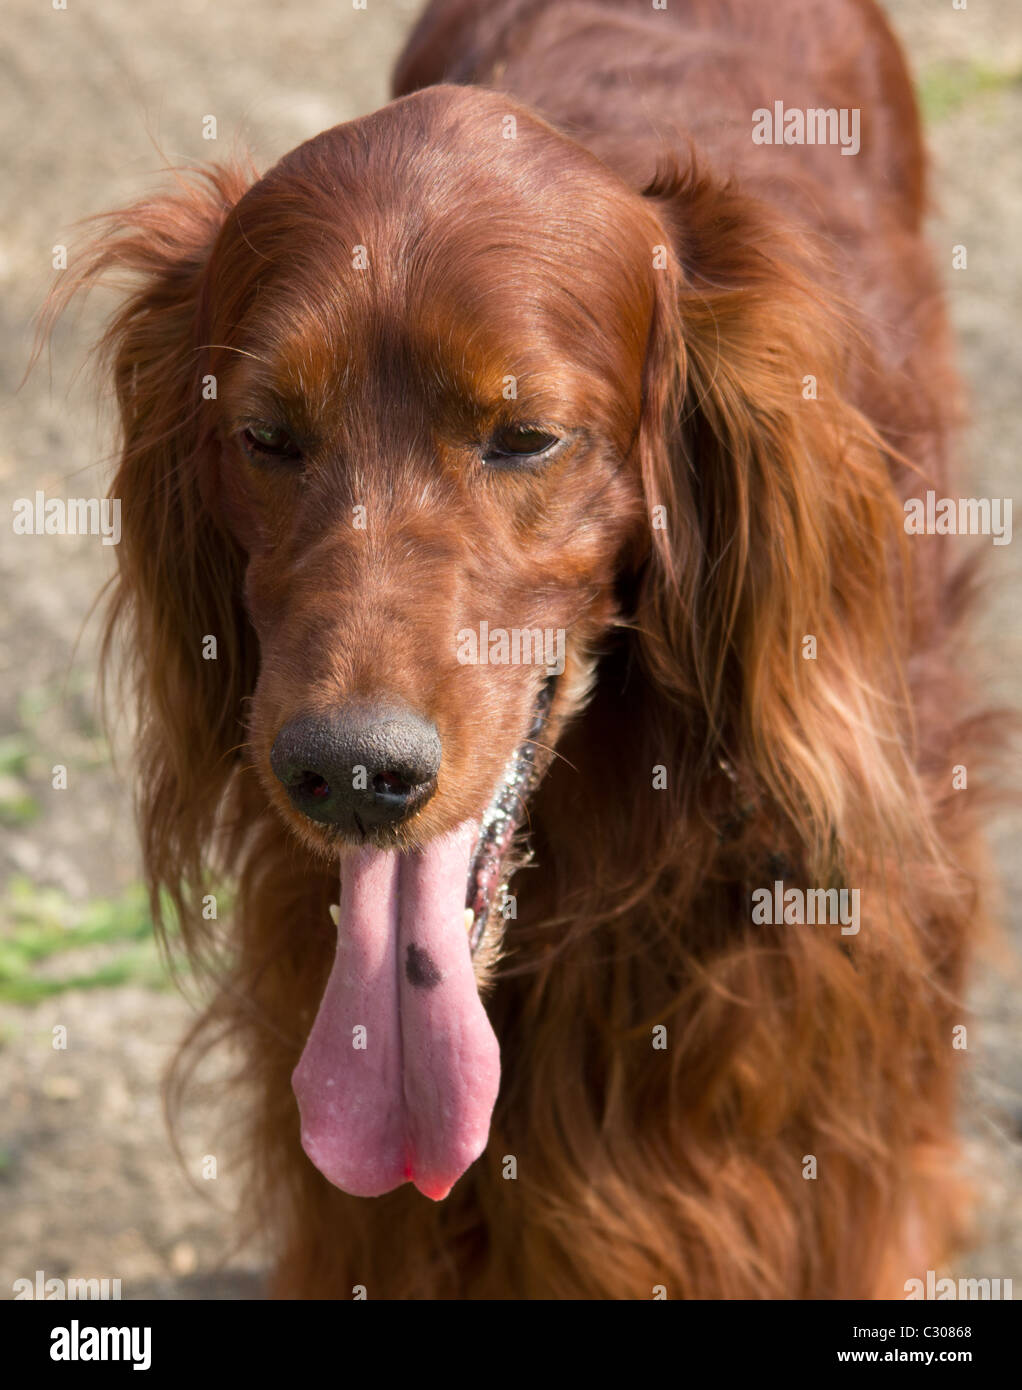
[42, 165, 257, 941]
[635, 161, 926, 881]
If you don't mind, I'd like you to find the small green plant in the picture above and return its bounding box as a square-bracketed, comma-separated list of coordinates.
[918, 60, 1022, 124]
[0, 878, 186, 1002]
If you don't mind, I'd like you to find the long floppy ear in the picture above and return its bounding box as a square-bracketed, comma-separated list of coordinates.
[43, 164, 257, 937]
[635, 161, 919, 879]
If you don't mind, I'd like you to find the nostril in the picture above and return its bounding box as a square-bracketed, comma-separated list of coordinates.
[296, 771, 331, 799]
[372, 769, 412, 797]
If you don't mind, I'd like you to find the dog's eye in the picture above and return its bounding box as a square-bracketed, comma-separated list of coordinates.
[483, 427, 560, 466]
[240, 424, 303, 463]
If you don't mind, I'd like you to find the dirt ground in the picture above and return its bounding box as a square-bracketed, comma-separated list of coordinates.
[1, 0, 1019, 1299]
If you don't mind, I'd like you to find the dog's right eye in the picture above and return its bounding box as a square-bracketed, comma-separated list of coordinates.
[482, 427, 561, 467]
[240, 425, 303, 463]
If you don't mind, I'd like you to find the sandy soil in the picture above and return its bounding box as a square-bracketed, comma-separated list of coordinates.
[1, 0, 1019, 1299]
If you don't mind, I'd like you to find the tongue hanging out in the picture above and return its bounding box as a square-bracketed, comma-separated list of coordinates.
[291, 822, 501, 1201]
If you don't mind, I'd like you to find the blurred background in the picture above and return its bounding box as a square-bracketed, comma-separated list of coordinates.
[1, 0, 1019, 1297]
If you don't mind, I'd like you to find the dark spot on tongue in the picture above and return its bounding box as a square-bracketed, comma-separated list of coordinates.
[406, 942, 442, 990]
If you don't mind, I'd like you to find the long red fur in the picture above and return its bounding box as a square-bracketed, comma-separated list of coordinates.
[47, 0, 999, 1297]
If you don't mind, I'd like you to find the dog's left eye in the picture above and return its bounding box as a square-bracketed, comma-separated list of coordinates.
[240, 424, 303, 463]
[483, 427, 560, 466]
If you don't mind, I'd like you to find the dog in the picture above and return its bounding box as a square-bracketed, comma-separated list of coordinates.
[57, 0, 993, 1297]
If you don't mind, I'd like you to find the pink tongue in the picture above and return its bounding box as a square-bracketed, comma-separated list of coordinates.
[292, 821, 501, 1201]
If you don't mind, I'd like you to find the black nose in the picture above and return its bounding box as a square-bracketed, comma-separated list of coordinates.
[270, 701, 441, 832]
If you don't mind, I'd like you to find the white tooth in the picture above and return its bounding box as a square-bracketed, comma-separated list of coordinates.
[464, 908, 475, 934]
[329, 904, 340, 927]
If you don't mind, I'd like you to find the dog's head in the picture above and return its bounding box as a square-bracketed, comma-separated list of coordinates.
[209, 87, 659, 895]
[60, 84, 903, 1201]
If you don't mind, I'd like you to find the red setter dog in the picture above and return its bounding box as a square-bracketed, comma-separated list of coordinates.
[60, 0, 991, 1297]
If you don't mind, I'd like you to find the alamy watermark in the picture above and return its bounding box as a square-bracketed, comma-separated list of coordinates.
[13, 1269, 122, 1299]
[456, 621, 565, 675]
[752, 101, 860, 156]
[904, 1270, 1012, 1300]
[904, 491, 1012, 545]
[49, 1322, 151, 1371]
[751, 879, 860, 935]
[11, 490, 121, 545]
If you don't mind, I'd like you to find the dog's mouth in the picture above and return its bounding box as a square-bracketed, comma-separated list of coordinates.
[291, 673, 559, 1205]
[465, 675, 556, 954]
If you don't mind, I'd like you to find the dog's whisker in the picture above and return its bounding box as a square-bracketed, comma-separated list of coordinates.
[194, 342, 271, 365]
